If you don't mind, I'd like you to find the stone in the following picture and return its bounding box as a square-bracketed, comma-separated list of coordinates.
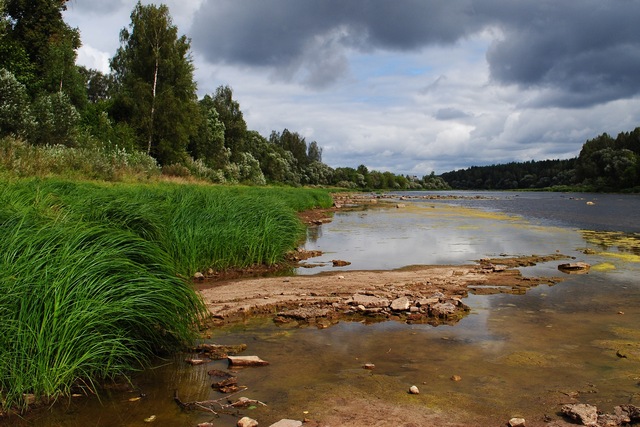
[238, 417, 259, 427]
[430, 302, 457, 317]
[268, 420, 302, 427]
[350, 294, 390, 308]
[193, 272, 205, 280]
[390, 297, 411, 311]
[508, 417, 526, 427]
[557, 262, 590, 273]
[409, 385, 420, 394]
[363, 363, 375, 370]
[561, 403, 598, 426]
[228, 355, 269, 367]
[416, 297, 439, 306]
[332, 259, 351, 267]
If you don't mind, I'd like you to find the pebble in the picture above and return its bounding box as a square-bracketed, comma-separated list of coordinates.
[508, 417, 526, 427]
[409, 385, 420, 394]
[238, 417, 259, 427]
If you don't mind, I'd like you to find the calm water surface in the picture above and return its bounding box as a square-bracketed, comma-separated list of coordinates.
[9, 191, 640, 426]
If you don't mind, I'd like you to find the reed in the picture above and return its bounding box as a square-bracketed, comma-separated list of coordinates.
[0, 178, 332, 411]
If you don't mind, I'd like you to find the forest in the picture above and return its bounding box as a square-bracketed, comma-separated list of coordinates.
[0, 0, 447, 190]
[441, 129, 640, 192]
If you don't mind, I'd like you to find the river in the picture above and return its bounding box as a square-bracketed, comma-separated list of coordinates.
[8, 191, 640, 426]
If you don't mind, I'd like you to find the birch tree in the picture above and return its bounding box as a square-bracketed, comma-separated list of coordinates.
[110, 2, 198, 165]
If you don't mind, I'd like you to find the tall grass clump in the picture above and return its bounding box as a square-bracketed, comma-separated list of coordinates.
[0, 178, 332, 411]
[0, 184, 205, 412]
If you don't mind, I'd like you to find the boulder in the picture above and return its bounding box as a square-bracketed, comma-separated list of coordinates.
[332, 259, 351, 267]
[508, 417, 526, 427]
[561, 403, 598, 426]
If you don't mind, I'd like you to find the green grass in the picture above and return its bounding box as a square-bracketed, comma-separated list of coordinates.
[0, 178, 333, 411]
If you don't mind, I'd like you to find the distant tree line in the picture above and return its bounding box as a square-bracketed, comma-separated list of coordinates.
[0, 0, 443, 190]
[440, 128, 640, 192]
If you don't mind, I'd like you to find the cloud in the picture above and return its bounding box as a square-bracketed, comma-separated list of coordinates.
[191, 0, 640, 107]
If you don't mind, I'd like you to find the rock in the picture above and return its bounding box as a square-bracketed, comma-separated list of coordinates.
[416, 297, 439, 306]
[390, 297, 411, 311]
[350, 294, 390, 308]
[396, 203, 406, 208]
[228, 355, 269, 367]
[363, 363, 375, 370]
[409, 385, 420, 394]
[430, 302, 457, 317]
[558, 262, 590, 274]
[332, 259, 351, 267]
[450, 375, 462, 382]
[508, 417, 526, 427]
[268, 420, 302, 427]
[194, 272, 205, 280]
[561, 403, 598, 426]
[238, 417, 259, 427]
[198, 423, 215, 427]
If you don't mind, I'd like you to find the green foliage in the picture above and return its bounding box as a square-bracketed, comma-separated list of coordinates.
[210, 85, 248, 162]
[110, 1, 199, 165]
[188, 94, 227, 169]
[31, 91, 79, 146]
[3, 0, 82, 101]
[0, 68, 34, 138]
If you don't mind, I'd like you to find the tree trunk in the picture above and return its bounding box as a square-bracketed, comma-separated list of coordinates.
[148, 57, 158, 155]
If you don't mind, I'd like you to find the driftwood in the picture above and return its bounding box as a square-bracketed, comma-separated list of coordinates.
[173, 389, 265, 414]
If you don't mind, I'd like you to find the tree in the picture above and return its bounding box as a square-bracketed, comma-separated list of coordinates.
[111, 2, 199, 165]
[210, 85, 247, 162]
[3, 0, 82, 101]
[0, 68, 34, 138]
[188, 94, 227, 169]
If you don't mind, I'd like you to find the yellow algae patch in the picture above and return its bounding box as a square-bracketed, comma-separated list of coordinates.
[580, 230, 640, 251]
[591, 262, 617, 272]
[600, 252, 640, 263]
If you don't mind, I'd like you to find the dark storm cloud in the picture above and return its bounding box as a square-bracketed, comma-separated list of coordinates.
[191, 0, 640, 105]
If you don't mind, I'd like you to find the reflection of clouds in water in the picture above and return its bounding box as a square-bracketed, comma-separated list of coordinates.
[299, 204, 583, 274]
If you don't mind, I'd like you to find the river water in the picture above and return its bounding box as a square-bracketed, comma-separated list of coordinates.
[8, 191, 640, 426]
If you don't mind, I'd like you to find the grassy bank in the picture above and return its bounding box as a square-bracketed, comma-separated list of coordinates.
[0, 178, 333, 412]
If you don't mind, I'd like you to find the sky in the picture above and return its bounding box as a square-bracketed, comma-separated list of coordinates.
[64, 0, 640, 175]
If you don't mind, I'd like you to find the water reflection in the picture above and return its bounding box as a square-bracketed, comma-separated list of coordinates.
[298, 203, 584, 274]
